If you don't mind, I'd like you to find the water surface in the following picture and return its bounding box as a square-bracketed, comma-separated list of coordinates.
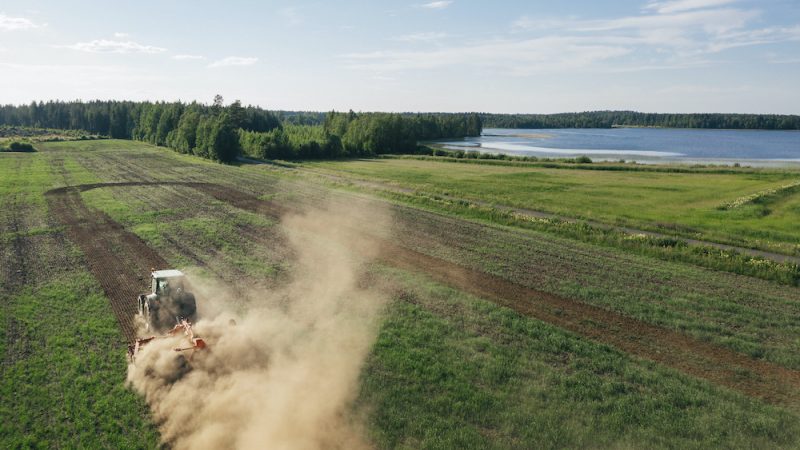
[437, 128, 800, 166]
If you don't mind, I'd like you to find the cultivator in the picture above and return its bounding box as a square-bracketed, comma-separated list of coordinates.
[128, 318, 207, 362]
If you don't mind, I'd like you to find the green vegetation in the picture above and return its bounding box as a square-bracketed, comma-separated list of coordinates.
[482, 110, 800, 130]
[0, 150, 158, 448]
[6, 139, 800, 448]
[0, 125, 104, 142]
[303, 158, 800, 256]
[0, 141, 35, 152]
[1, 275, 160, 448]
[0, 100, 482, 162]
[360, 268, 800, 449]
[420, 145, 594, 164]
[374, 189, 800, 286]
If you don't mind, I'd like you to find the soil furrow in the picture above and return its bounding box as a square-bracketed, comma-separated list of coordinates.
[45, 181, 800, 407]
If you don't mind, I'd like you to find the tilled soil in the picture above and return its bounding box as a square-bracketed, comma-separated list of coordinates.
[46, 181, 800, 406]
[45, 185, 171, 341]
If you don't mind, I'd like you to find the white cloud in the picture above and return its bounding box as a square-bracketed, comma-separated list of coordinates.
[173, 54, 205, 60]
[342, 36, 630, 75]
[63, 39, 167, 54]
[575, 8, 757, 36]
[392, 31, 447, 42]
[113, 32, 130, 38]
[511, 5, 798, 57]
[645, 0, 737, 14]
[707, 25, 800, 52]
[208, 56, 258, 68]
[344, 1, 800, 77]
[0, 13, 42, 31]
[420, 1, 453, 10]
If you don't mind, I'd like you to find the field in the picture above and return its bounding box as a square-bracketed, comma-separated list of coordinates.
[303, 158, 800, 255]
[3, 139, 800, 448]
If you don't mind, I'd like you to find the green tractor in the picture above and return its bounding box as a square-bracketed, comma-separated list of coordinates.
[137, 269, 197, 332]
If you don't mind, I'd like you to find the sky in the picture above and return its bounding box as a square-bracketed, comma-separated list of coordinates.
[1, 0, 799, 113]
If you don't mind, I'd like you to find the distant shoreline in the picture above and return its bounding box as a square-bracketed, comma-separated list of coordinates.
[484, 126, 800, 133]
[482, 132, 554, 139]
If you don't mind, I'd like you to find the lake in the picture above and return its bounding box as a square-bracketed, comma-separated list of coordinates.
[437, 128, 800, 166]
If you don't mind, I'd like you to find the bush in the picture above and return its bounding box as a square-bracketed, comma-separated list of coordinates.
[7, 141, 35, 152]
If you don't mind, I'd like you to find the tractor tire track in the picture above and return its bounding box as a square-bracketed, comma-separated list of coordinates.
[46, 181, 800, 406]
[45, 186, 169, 341]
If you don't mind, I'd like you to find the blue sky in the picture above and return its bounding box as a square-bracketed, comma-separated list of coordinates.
[1, 0, 799, 113]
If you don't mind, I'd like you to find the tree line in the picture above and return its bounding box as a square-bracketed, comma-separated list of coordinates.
[481, 111, 800, 130]
[238, 110, 483, 160]
[0, 99, 482, 162]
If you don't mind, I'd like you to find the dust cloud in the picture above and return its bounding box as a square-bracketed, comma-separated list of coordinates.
[127, 196, 391, 450]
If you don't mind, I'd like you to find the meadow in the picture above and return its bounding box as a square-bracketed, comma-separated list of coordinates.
[3, 139, 800, 448]
[303, 157, 800, 255]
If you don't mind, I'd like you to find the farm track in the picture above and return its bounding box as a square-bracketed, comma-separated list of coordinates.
[44, 180, 800, 406]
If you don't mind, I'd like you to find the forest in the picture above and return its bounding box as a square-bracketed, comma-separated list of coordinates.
[481, 111, 800, 130]
[0, 99, 482, 162]
[3, 100, 798, 163]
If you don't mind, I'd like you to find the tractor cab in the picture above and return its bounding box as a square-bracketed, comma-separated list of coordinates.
[151, 269, 186, 298]
[137, 269, 197, 332]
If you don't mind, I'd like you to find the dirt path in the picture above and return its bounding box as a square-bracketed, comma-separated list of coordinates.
[46, 181, 800, 406]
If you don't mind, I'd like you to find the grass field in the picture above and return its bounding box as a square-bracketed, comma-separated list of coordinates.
[0, 150, 159, 448]
[3, 139, 800, 448]
[302, 158, 800, 255]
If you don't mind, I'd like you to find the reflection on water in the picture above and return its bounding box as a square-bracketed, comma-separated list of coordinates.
[436, 128, 800, 166]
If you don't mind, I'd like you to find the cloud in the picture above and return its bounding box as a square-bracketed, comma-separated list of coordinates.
[0, 13, 42, 30]
[63, 39, 167, 54]
[173, 54, 205, 60]
[392, 31, 448, 42]
[342, 36, 630, 75]
[644, 0, 738, 14]
[707, 25, 800, 52]
[575, 8, 757, 36]
[208, 56, 258, 68]
[512, 4, 797, 56]
[420, 1, 453, 10]
[113, 32, 130, 39]
[512, 16, 572, 31]
[341, 0, 799, 79]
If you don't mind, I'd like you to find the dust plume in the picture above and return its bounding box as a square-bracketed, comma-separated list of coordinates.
[127, 197, 391, 450]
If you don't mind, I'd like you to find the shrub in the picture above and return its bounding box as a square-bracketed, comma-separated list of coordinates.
[7, 141, 35, 152]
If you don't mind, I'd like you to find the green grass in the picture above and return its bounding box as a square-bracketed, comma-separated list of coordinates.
[359, 267, 800, 449]
[0, 275, 160, 449]
[303, 158, 800, 255]
[377, 188, 800, 286]
[0, 149, 158, 448]
[12, 138, 800, 448]
[81, 185, 283, 281]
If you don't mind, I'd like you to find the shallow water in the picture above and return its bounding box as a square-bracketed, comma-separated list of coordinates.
[438, 128, 800, 166]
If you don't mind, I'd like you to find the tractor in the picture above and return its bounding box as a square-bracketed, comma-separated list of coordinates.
[137, 269, 197, 332]
[129, 269, 204, 362]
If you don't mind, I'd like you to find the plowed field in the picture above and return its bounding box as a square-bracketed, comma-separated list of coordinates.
[46, 180, 800, 405]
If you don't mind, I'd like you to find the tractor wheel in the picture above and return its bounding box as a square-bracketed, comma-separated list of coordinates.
[137, 295, 146, 315]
